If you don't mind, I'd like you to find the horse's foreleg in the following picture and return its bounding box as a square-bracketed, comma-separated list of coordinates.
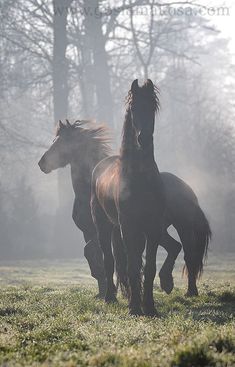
[72, 198, 106, 299]
[84, 238, 106, 299]
[143, 219, 165, 317]
[159, 230, 182, 294]
[121, 226, 145, 316]
[143, 241, 158, 316]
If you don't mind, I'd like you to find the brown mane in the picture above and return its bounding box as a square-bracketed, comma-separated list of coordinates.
[56, 119, 112, 158]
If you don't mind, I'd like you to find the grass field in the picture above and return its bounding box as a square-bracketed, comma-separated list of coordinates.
[0, 251, 234, 367]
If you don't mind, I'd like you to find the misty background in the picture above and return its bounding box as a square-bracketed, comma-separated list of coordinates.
[0, 0, 234, 260]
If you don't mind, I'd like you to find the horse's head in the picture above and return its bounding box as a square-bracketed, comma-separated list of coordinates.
[128, 79, 159, 148]
[38, 120, 75, 173]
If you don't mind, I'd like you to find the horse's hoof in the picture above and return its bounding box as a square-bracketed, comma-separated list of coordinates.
[143, 306, 159, 317]
[129, 308, 144, 316]
[160, 278, 174, 294]
[97, 278, 107, 298]
[185, 290, 199, 297]
[159, 272, 174, 294]
[105, 295, 118, 304]
[94, 293, 105, 300]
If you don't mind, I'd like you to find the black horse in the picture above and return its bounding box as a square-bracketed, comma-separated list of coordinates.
[91, 80, 166, 316]
[115, 172, 211, 299]
[160, 172, 211, 296]
[38, 120, 108, 298]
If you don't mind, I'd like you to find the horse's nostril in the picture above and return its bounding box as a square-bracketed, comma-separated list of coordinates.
[38, 156, 52, 174]
[38, 157, 44, 168]
[38, 156, 48, 172]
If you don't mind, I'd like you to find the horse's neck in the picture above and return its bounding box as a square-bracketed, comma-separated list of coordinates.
[70, 146, 108, 199]
[120, 114, 155, 173]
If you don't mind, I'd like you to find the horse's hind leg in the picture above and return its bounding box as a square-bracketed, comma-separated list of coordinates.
[159, 230, 182, 294]
[178, 227, 199, 297]
[112, 227, 129, 297]
[91, 199, 117, 303]
[100, 226, 117, 303]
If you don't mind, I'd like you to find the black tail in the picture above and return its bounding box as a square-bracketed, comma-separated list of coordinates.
[112, 228, 130, 298]
[183, 205, 212, 279]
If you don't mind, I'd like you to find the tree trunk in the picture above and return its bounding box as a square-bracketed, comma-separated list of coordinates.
[53, 0, 70, 122]
[79, 37, 95, 118]
[83, 0, 113, 126]
[52, 0, 82, 257]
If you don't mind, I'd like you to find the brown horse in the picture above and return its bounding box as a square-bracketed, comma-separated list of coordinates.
[91, 79, 166, 316]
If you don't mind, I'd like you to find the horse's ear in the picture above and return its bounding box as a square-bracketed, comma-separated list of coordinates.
[66, 119, 71, 127]
[59, 120, 64, 128]
[131, 79, 139, 94]
[146, 79, 154, 92]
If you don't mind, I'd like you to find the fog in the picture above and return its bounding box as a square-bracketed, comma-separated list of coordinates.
[0, 0, 234, 260]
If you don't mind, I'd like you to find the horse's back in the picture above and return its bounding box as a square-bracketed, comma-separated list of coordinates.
[92, 155, 119, 182]
[161, 172, 199, 226]
[161, 172, 198, 205]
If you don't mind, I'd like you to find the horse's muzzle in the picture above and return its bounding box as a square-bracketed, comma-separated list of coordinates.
[38, 156, 51, 174]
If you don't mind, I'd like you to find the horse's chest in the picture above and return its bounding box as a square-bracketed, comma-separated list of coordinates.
[71, 167, 91, 198]
[119, 175, 164, 217]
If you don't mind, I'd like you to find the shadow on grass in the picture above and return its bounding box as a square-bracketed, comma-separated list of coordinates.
[191, 290, 235, 325]
[152, 288, 235, 324]
[0, 306, 25, 317]
[218, 290, 235, 303]
[172, 345, 215, 367]
[171, 334, 235, 367]
[89, 352, 151, 367]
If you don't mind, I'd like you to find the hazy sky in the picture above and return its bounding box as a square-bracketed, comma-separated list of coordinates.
[207, 1, 235, 56]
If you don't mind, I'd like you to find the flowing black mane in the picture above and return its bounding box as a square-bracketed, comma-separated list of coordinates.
[125, 82, 160, 113]
[120, 81, 160, 157]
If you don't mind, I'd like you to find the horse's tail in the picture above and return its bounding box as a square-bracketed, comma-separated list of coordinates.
[112, 230, 130, 298]
[183, 205, 212, 279]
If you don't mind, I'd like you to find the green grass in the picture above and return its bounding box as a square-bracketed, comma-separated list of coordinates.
[0, 252, 234, 367]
